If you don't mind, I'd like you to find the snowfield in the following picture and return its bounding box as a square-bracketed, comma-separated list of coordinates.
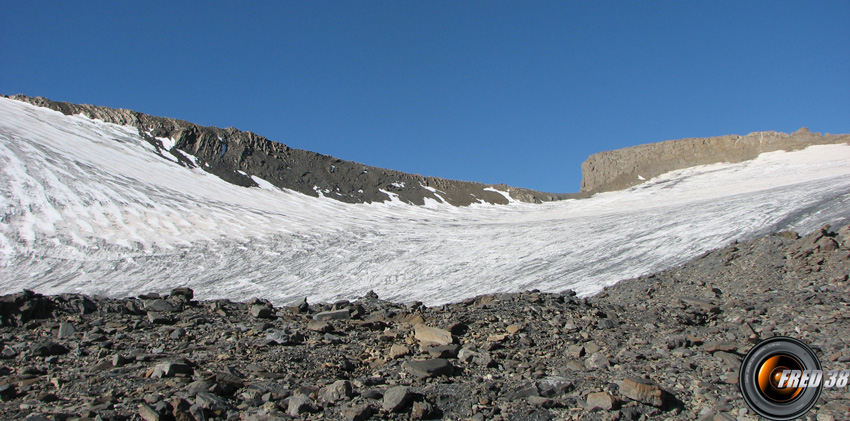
[1, 97, 849, 305]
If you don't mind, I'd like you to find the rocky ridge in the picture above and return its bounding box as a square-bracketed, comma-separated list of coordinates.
[580, 128, 850, 194]
[1, 224, 849, 420]
[9, 95, 848, 203]
[5, 95, 571, 206]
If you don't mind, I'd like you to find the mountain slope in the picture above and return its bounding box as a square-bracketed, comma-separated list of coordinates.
[1, 96, 849, 305]
[8, 95, 570, 206]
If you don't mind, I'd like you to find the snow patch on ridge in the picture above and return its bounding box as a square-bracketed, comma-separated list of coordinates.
[484, 187, 516, 204]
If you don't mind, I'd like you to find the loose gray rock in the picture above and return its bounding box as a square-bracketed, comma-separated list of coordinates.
[382, 386, 413, 412]
[319, 380, 353, 404]
[403, 358, 454, 379]
[414, 324, 453, 346]
[249, 304, 272, 319]
[313, 309, 350, 321]
[145, 299, 177, 313]
[147, 311, 171, 324]
[265, 329, 290, 345]
[586, 391, 617, 410]
[620, 378, 667, 408]
[341, 404, 374, 421]
[138, 403, 161, 421]
[585, 352, 610, 369]
[32, 342, 68, 357]
[287, 393, 318, 416]
[57, 322, 75, 339]
[150, 361, 193, 378]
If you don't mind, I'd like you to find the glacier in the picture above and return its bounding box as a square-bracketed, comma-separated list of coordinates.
[1, 97, 849, 305]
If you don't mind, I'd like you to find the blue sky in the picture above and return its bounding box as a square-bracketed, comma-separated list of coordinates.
[2, 2, 848, 193]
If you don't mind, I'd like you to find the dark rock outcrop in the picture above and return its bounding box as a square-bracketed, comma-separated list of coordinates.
[6, 95, 572, 206]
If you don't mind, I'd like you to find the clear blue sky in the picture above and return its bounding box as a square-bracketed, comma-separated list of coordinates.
[2, 2, 848, 193]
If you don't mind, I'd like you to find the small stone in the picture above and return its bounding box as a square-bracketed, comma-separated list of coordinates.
[585, 352, 610, 369]
[1, 346, 17, 359]
[666, 336, 690, 349]
[187, 380, 212, 396]
[145, 299, 177, 313]
[506, 383, 540, 400]
[411, 401, 436, 419]
[171, 398, 194, 420]
[57, 322, 75, 339]
[289, 297, 309, 313]
[147, 312, 171, 324]
[112, 354, 129, 367]
[584, 342, 602, 354]
[307, 320, 333, 332]
[138, 403, 161, 421]
[89, 359, 114, 372]
[32, 342, 69, 357]
[527, 396, 556, 408]
[170, 287, 194, 301]
[597, 319, 616, 329]
[403, 358, 454, 379]
[389, 344, 410, 359]
[195, 391, 228, 411]
[320, 380, 353, 403]
[249, 304, 273, 319]
[382, 386, 413, 412]
[189, 404, 207, 421]
[458, 348, 495, 367]
[0, 384, 16, 401]
[342, 404, 374, 421]
[680, 297, 720, 313]
[427, 344, 460, 358]
[414, 324, 453, 346]
[287, 393, 318, 416]
[506, 324, 523, 334]
[563, 321, 579, 332]
[313, 309, 350, 321]
[567, 344, 585, 358]
[586, 391, 616, 411]
[170, 328, 186, 340]
[150, 361, 193, 378]
[715, 351, 742, 370]
[265, 329, 290, 345]
[817, 412, 836, 421]
[620, 378, 667, 408]
[704, 341, 738, 353]
[537, 376, 574, 397]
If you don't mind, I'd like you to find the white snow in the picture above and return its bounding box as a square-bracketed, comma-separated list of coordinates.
[250, 176, 278, 191]
[1, 97, 850, 305]
[156, 136, 175, 151]
[484, 187, 516, 203]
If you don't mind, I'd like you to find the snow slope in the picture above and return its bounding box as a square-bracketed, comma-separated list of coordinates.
[1, 97, 849, 305]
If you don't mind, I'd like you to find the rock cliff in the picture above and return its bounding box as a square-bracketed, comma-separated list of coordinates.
[580, 129, 850, 194]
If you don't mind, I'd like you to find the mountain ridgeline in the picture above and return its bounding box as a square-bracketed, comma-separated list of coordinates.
[8, 95, 850, 203]
[8, 95, 570, 206]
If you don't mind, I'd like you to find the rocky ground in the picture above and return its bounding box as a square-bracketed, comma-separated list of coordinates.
[1, 224, 849, 421]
